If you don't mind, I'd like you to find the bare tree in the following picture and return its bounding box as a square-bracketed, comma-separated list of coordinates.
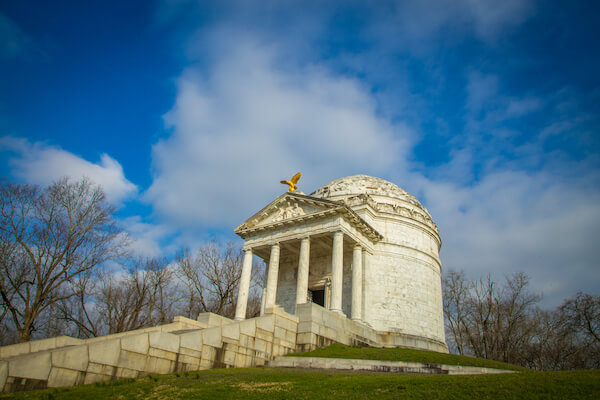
[92, 258, 173, 334]
[443, 269, 540, 364]
[496, 273, 540, 364]
[176, 241, 262, 319]
[246, 260, 266, 318]
[56, 269, 101, 338]
[561, 292, 600, 345]
[443, 269, 470, 355]
[560, 292, 600, 368]
[520, 307, 589, 371]
[146, 258, 177, 326]
[444, 270, 600, 370]
[0, 178, 127, 343]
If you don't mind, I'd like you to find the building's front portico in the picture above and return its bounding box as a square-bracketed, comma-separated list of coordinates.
[234, 175, 448, 352]
[233, 192, 381, 322]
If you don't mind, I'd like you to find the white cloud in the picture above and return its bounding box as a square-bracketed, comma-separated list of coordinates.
[121, 216, 174, 257]
[465, 0, 535, 40]
[419, 73, 600, 306]
[505, 97, 542, 118]
[466, 71, 542, 121]
[0, 136, 137, 205]
[145, 35, 409, 227]
[367, 0, 536, 53]
[0, 12, 29, 59]
[466, 71, 499, 114]
[417, 168, 600, 307]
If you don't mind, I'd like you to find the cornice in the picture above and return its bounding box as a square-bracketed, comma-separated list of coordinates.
[344, 193, 440, 236]
[235, 193, 383, 242]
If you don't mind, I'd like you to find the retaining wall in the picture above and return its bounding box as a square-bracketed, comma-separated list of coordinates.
[295, 302, 448, 353]
[0, 309, 298, 392]
[270, 356, 516, 375]
[1, 303, 447, 393]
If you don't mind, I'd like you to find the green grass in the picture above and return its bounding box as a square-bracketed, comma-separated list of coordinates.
[286, 344, 528, 371]
[1, 368, 598, 400]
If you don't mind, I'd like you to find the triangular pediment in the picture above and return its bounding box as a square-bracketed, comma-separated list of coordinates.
[235, 193, 342, 232]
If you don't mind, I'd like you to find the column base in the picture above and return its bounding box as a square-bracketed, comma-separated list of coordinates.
[234, 317, 245, 322]
[328, 309, 346, 317]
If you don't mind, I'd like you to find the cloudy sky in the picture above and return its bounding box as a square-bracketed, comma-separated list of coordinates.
[1, 0, 599, 307]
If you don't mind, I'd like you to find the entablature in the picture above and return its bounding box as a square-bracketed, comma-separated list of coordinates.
[235, 192, 383, 245]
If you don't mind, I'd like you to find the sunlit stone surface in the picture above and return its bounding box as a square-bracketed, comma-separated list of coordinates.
[235, 174, 446, 348]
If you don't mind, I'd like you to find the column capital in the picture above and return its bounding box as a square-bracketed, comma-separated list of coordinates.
[332, 230, 344, 240]
[353, 243, 362, 250]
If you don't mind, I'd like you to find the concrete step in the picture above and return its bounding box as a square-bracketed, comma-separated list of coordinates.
[268, 356, 516, 375]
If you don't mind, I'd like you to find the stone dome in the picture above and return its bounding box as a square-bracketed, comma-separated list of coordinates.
[311, 174, 433, 220]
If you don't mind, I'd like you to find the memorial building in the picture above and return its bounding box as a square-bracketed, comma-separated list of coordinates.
[234, 174, 446, 348]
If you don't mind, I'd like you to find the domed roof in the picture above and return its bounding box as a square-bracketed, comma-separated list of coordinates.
[311, 175, 432, 218]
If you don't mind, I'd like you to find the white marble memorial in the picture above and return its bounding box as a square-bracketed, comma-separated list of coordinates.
[234, 175, 447, 348]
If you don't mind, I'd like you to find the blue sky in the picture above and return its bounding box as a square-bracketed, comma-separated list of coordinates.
[1, 0, 599, 307]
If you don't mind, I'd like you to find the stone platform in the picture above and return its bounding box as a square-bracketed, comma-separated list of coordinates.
[0, 303, 447, 393]
[269, 356, 516, 375]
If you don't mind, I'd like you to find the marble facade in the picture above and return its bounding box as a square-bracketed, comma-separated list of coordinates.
[234, 175, 447, 348]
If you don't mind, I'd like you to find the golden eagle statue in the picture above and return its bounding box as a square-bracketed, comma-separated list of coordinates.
[280, 172, 302, 192]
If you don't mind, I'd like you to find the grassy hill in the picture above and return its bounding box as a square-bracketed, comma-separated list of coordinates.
[1, 368, 599, 400]
[1, 346, 598, 399]
[285, 344, 528, 371]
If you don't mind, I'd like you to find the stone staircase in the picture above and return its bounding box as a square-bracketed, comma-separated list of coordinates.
[0, 309, 299, 392]
[1, 302, 449, 393]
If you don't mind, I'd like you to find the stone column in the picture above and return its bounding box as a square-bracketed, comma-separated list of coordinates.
[264, 243, 281, 310]
[330, 231, 344, 313]
[296, 237, 310, 306]
[362, 251, 370, 322]
[234, 248, 253, 321]
[351, 244, 363, 321]
[260, 288, 266, 316]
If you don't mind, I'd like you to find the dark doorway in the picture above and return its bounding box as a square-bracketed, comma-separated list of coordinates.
[311, 289, 325, 307]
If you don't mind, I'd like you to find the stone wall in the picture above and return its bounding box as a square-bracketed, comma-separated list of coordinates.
[295, 302, 447, 353]
[0, 310, 298, 393]
[295, 303, 380, 352]
[1, 303, 446, 393]
[270, 356, 516, 375]
[355, 207, 446, 344]
[0, 316, 213, 360]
